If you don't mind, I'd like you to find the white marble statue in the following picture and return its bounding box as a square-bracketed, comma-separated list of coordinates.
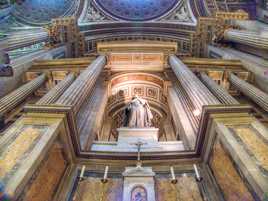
[124, 95, 153, 128]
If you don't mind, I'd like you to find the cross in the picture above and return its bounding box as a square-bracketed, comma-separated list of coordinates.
[132, 140, 147, 167]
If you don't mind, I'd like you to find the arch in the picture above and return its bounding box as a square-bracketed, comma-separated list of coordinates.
[131, 185, 148, 201]
[110, 72, 165, 88]
[107, 72, 168, 116]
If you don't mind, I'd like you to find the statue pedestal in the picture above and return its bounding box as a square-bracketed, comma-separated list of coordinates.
[117, 127, 159, 144]
[116, 127, 160, 150]
[91, 127, 185, 152]
[122, 165, 156, 201]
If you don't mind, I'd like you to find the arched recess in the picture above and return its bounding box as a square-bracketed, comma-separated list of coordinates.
[131, 185, 148, 201]
[99, 72, 176, 141]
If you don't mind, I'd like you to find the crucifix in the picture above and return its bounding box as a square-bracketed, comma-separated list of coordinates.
[133, 140, 147, 167]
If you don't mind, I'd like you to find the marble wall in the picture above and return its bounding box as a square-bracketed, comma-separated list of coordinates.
[0, 111, 70, 200]
[0, 125, 46, 183]
[73, 177, 123, 201]
[18, 143, 68, 201]
[229, 126, 268, 175]
[156, 174, 204, 201]
[209, 140, 255, 201]
[71, 173, 204, 201]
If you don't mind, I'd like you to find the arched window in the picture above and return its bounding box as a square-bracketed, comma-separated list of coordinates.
[131, 185, 148, 201]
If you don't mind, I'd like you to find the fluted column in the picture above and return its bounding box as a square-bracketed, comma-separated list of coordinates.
[76, 78, 108, 150]
[0, 74, 46, 127]
[168, 85, 198, 150]
[169, 55, 220, 113]
[7, 29, 48, 51]
[229, 73, 268, 112]
[56, 56, 106, 114]
[224, 29, 268, 50]
[36, 73, 75, 105]
[199, 72, 239, 105]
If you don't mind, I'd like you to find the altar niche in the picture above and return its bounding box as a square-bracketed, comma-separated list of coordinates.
[91, 72, 186, 153]
[97, 72, 177, 142]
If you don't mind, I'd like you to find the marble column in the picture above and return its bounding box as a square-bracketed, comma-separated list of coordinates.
[0, 74, 46, 127]
[7, 29, 48, 51]
[168, 86, 198, 150]
[76, 78, 108, 150]
[169, 55, 220, 113]
[224, 29, 268, 50]
[36, 73, 75, 105]
[56, 55, 106, 114]
[229, 73, 268, 112]
[199, 72, 239, 105]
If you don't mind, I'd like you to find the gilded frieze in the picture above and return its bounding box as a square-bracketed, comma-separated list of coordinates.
[209, 140, 254, 201]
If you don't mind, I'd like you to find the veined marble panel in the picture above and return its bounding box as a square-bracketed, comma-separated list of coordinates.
[73, 177, 123, 201]
[19, 143, 68, 201]
[209, 140, 254, 201]
[0, 125, 46, 183]
[230, 125, 268, 175]
[156, 174, 203, 201]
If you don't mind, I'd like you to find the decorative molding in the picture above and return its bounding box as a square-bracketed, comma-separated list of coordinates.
[163, 0, 193, 23]
[81, 1, 110, 23]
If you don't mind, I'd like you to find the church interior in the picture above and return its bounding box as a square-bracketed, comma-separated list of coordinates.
[0, 0, 268, 200]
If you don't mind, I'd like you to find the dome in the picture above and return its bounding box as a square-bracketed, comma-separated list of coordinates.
[93, 0, 179, 21]
[12, 0, 80, 25]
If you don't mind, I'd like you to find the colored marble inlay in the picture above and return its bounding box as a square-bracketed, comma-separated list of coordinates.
[0, 127, 40, 180]
[73, 177, 123, 201]
[21, 143, 67, 201]
[156, 175, 203, 201]
[209, 140, 254, 201]
[94, 0, 179, 21]
[231, 126, 268, 174]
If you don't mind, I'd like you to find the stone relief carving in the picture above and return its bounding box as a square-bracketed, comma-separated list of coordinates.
[82, 2, 110, 23]
[84, 3, 106, 22]
[163, 2, 192, 22]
